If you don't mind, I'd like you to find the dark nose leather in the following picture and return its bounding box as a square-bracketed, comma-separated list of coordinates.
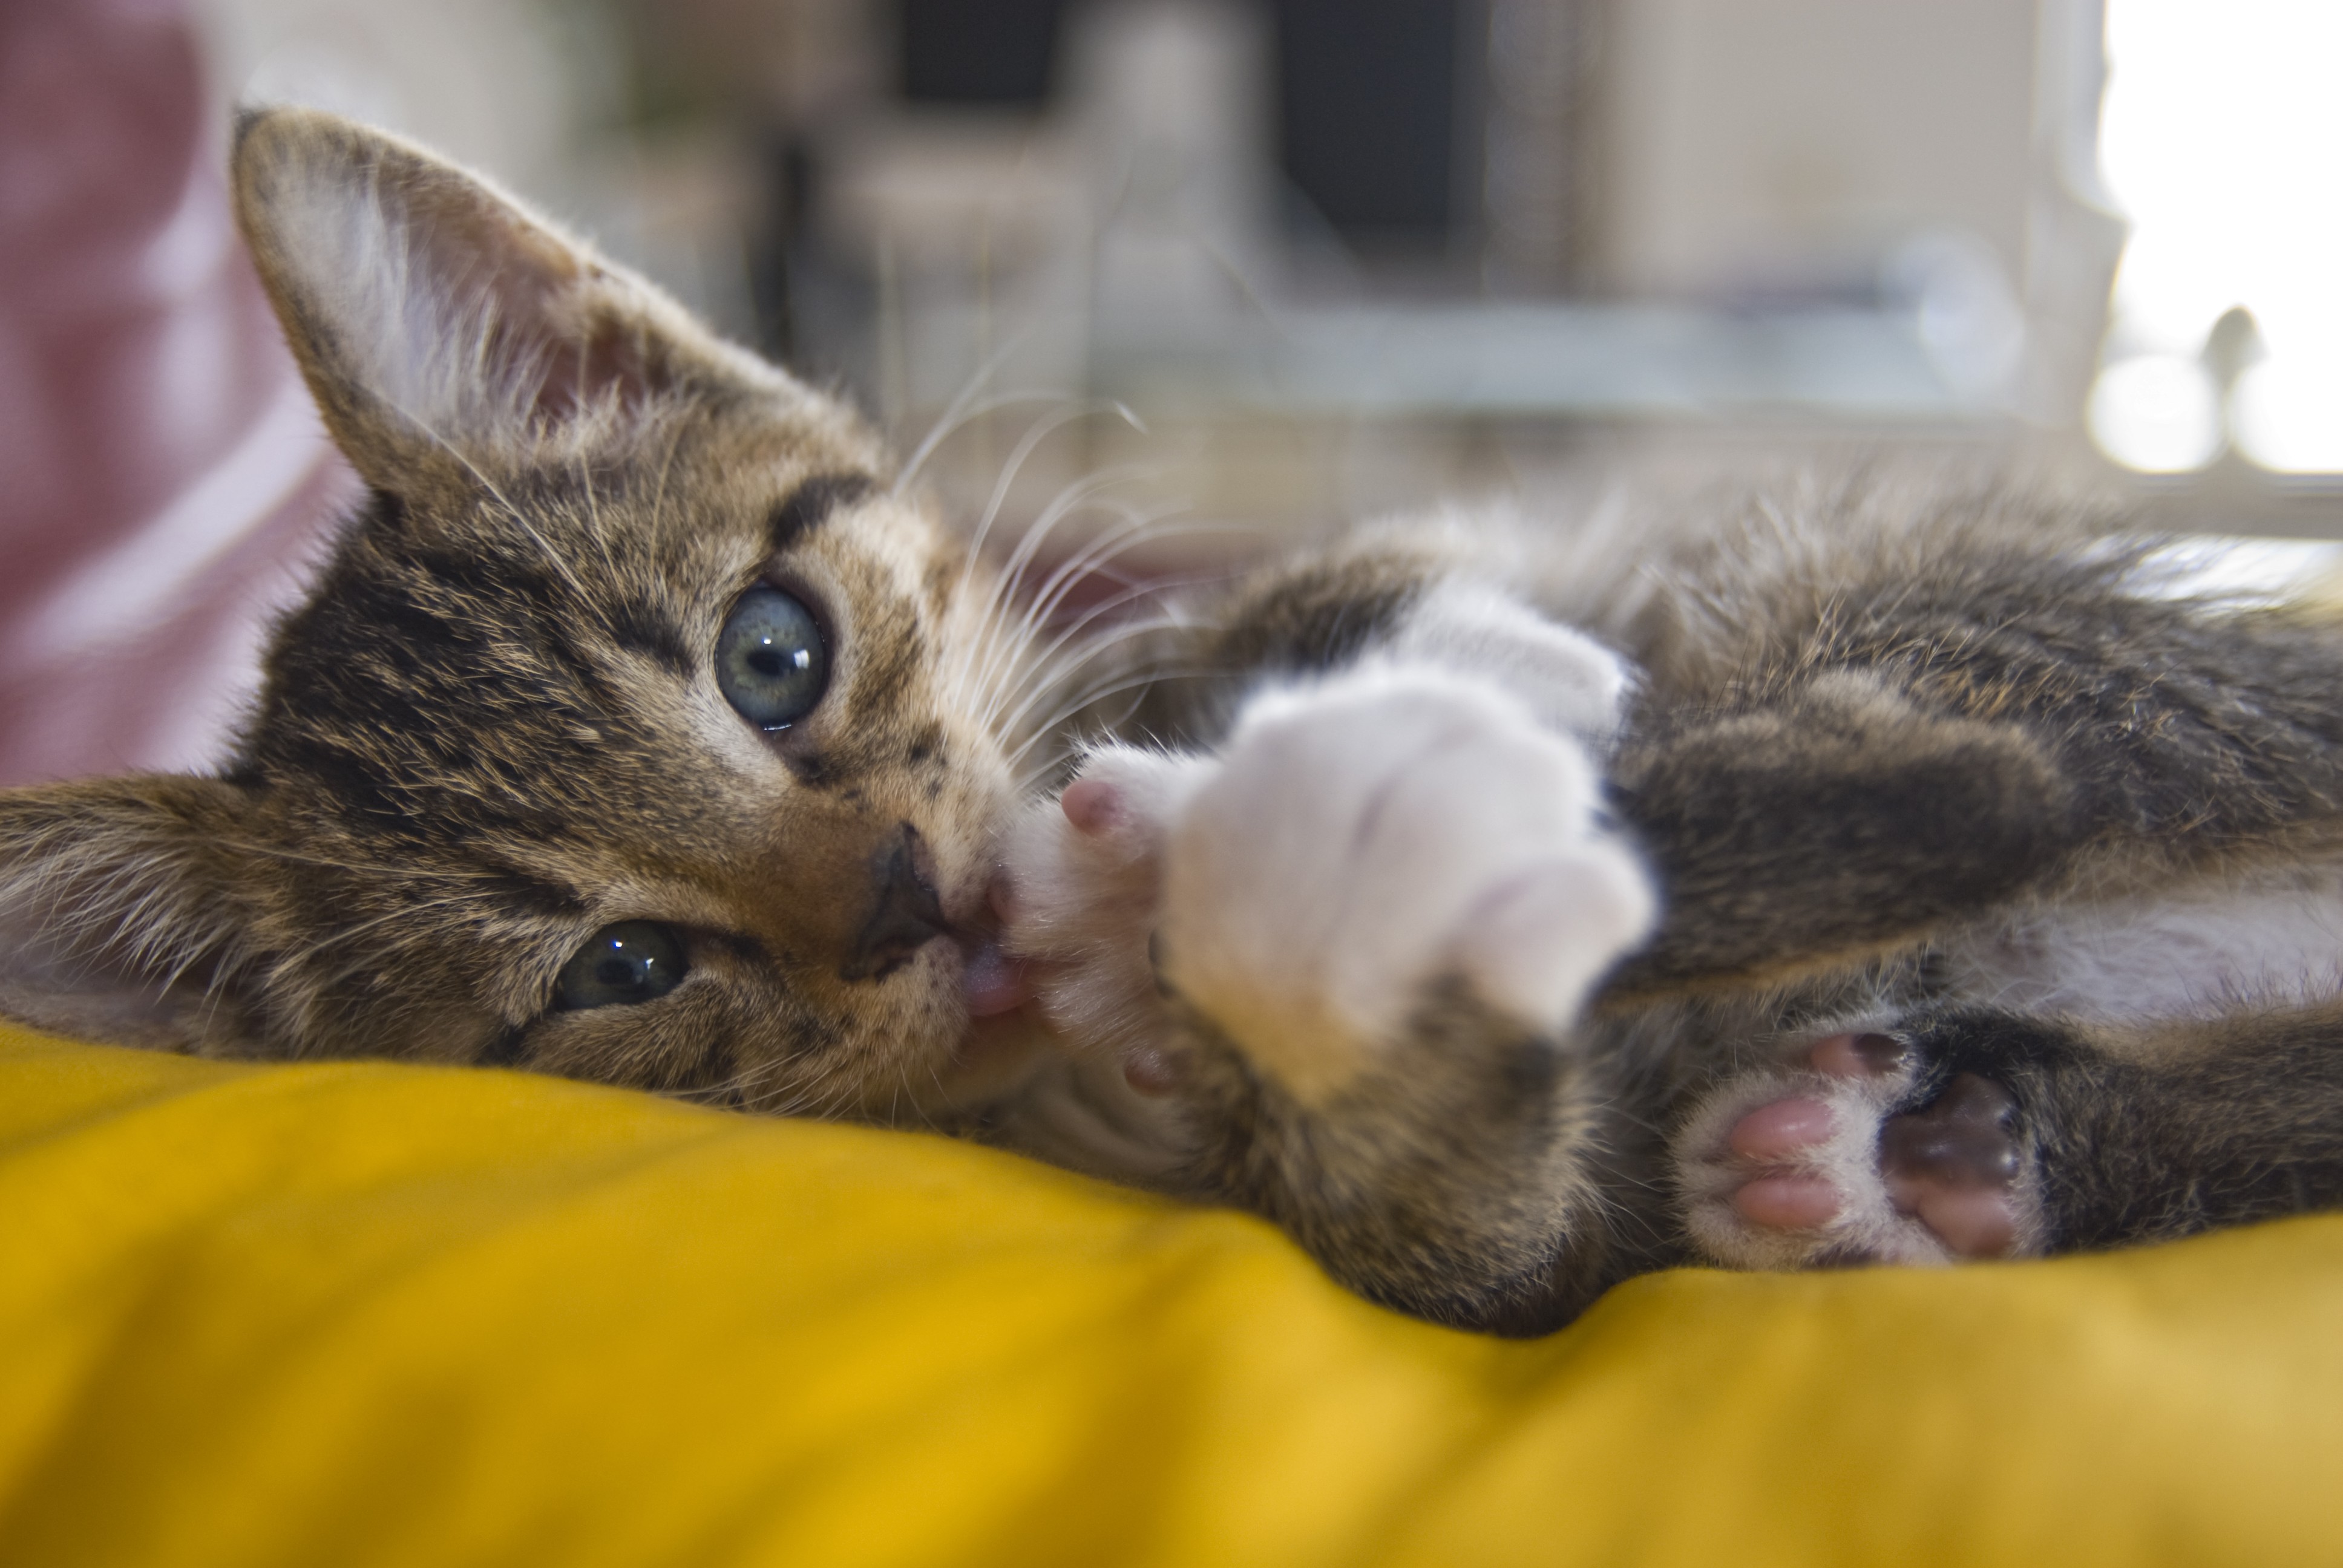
[841, 824, 949, 981]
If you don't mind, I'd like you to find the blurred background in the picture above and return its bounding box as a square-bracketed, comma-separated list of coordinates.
[4, 0, 2342, 783]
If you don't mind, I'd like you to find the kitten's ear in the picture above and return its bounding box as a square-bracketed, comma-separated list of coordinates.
[230, 106, 771, 483]
[0, 777, 273, 1054]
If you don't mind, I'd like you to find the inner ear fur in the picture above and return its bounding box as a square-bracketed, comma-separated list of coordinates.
[229, 106, 781, 485]
[0, 776, 274, 1054]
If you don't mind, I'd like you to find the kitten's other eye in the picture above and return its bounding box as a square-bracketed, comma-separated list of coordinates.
[554, 921, 689, 1010]
[716, 586, 828, 730]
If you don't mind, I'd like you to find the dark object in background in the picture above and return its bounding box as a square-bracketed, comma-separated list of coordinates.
[1273, 0, 1477, 253]
[899, 0, 1067, 104]
[891, 0, 1483, 256]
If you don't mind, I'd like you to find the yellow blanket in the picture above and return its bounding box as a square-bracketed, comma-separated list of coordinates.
[2, 1022, 2336, 1566]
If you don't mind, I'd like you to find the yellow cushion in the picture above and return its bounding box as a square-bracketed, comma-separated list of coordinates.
[2, 1021, 2337, 1566]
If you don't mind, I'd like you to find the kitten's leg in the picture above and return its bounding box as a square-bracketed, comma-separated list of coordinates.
[1603, 669, 2084, 996]
[1677, 1005, 2343, 1267]
[1610, 581, 2343, 998]
[1002, 664, 1662, 1331]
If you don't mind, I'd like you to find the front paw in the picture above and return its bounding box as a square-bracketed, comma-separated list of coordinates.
[1677, 1026, 2040, 1269]
[998, 745, 1210, 1077]
[1157, 667, 1655, 1103]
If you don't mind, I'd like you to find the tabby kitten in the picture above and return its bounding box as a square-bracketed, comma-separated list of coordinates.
[5, 109, 2343, 1334]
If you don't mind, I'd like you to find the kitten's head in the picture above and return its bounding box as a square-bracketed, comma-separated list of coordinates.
[0, 109, 1029, 1119]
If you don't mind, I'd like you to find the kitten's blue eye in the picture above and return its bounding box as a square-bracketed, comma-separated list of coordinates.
[554, 921, 688, 1010]
[716, 586, 828, 730]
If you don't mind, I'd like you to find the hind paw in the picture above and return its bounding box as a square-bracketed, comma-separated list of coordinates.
[1678, 1029, 2037, 1268]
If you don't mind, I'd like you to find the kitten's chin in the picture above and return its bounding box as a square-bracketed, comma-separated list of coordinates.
[888, 934, 1051, 1112]
[941, 1012, 1054, 1106]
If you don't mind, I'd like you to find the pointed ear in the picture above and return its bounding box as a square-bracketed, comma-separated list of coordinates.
[231, 106, 773, 484]
[0, 777, 272, 1054]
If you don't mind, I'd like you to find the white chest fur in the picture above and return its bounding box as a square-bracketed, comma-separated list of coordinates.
[1940, 869, 2343, 1030]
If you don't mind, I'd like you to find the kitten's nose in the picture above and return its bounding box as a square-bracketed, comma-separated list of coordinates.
[841, 823, 949, 982]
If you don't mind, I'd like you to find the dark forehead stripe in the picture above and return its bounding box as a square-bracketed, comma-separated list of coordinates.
[769, 472, 877, 552]
[598, 596, 696, 678]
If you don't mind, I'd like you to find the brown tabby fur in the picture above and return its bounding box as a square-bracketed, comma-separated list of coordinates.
[6, 110, 2343, 1335]
[0, 111, 1016, 1124]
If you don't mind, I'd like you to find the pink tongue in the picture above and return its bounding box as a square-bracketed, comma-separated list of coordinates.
[961, 941, 1028, 1017]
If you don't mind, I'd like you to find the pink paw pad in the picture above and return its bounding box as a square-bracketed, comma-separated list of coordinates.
[1722, 1094, 1841, 1232]
[1722, 1031, 2025, 1258]
[1060, 779, 1125, 836]
[1731, 1173, 1840, 1229]
[1122, 1044, 1180, 1096]
[1809, 1030, 1906, 1077]
[1726, 1096, 1835, 1160]
[1878, 1072, 2022, 1258]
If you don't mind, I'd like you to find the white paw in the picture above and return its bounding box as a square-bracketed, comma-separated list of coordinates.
[997, 745, 1210, 1074]
[1157, 665, 1654, 1103]
[1676, 1029, 2035, 1269]
[1386, 577, 1633, 741]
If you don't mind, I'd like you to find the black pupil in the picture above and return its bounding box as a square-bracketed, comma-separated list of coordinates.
[555, 921, 687, 1011]
[717, 586, 828, 730]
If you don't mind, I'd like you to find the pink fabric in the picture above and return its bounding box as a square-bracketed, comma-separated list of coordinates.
[0, 0, 353, 786]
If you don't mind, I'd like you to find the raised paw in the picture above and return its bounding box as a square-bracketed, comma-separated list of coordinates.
[995, 745, 1213, 1090]
[999, 664, 1658, 1107]
[1679, 1030, 2036, 1269]
[1152, 665, 1656, 1105]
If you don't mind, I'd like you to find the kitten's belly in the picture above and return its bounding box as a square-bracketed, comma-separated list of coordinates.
[1939, 867, 2343, 1028]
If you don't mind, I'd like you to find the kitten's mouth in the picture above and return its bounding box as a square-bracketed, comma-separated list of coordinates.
[958, 936, 1029, 1017]
[849, 827, 1028, 1019]
[952, 869, 1031, 1018]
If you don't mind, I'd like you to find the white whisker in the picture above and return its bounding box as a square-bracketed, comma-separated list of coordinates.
[965, 471, 1164, 717]
[988, 517, 1247, 712]
[574, 452, 619, 577]
[413, 419, 595, 606]
[1006, 665, 1219, 792]
[986, 574, 1196, 734]
[952, 404, 1141, 623]
[1000, 652, 1216, 763]
[897, 385, 1075, 496]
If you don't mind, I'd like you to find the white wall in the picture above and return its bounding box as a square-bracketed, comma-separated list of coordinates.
[1593, 0, 2042, 298]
